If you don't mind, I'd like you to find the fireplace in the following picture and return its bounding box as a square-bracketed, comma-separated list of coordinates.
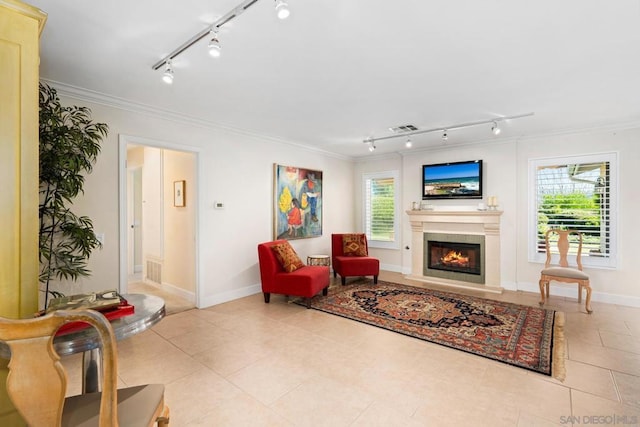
[423, 232, 485, 285]
[428, 241, 481, 275]
[407, 209, 502, 293]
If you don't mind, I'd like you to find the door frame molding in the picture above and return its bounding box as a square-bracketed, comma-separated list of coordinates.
[118, 134, 201, 307]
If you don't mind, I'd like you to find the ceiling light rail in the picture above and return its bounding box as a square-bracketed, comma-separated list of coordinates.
[152, 0, 289, 78]
[363, 112, 534, 145]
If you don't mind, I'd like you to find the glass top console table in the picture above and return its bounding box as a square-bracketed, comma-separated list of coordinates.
[0, 293, 166, 393]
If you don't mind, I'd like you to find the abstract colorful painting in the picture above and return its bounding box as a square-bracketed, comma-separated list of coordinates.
[274, 164, 323, 240]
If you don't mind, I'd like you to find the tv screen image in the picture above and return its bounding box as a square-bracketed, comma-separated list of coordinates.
[422, 160, 483, 199]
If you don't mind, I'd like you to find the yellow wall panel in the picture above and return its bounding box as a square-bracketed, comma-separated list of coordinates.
[0, 1, 45, 319]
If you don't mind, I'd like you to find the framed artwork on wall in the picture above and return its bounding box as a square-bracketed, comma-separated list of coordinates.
[174, 180, 185, 207]
[273, 164, 323, 240]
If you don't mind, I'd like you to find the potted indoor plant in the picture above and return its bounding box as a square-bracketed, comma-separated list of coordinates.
[38, 83, 109, 308]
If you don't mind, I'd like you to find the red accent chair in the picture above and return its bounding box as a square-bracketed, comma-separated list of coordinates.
[257, 240, 329, 308]
[331, 233, 380, 285]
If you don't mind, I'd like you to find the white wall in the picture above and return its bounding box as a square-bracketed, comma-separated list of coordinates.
[141, 147, 163, 262]
[356, 128, 640, 306]
[57, 90, 640, 307]
[163, 149, 196, 294]
[60, 94, 355, 308]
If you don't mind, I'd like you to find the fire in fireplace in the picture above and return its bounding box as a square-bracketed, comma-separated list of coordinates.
[428, 241, 481, 275]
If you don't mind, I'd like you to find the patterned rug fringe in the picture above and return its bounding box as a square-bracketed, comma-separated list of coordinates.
[552, 311, 566, 382]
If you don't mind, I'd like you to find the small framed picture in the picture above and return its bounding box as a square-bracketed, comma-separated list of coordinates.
[174, 180, 185, 207]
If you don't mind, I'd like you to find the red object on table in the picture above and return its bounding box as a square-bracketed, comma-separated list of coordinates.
[55, 302, 135, 336]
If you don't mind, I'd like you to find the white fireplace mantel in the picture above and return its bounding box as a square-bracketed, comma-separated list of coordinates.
[406, 209, 503, 293]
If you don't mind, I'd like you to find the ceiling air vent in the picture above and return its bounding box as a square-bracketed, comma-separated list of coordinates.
[389, 124, 418, 133]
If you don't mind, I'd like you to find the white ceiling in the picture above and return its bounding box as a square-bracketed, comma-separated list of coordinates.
[30, 0, 640, 158]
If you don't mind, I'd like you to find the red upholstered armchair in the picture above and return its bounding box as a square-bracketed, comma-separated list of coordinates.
[331, 233, 380, 285]
[257, 240, 329, 308]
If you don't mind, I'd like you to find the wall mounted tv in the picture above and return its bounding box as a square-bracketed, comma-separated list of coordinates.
[422, 160, 483, 200]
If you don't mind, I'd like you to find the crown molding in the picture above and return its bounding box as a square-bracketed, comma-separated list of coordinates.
[42, 79, 354, 162]
[41, 79, 640, 162]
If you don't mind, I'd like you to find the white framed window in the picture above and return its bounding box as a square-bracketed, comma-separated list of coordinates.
[363, 170, 400, 249]
[528, 152, 617, 268]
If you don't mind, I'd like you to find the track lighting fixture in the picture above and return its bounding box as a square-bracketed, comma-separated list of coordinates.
[153, 0, 292, 80]
[162, 60, 174, 84]
[275, 0, 290, 20]
[364, 137, 376, 152]
[362, 112, 534, 151]
[208, 29, 221, 58]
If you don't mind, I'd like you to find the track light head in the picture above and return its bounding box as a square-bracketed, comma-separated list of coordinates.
[364, 137, 376, 152]
[208, 29, 221, 58]
[405, 137, 412, 148]
[162, 60, 174, 84]
[275, 0, 290, 19]
[491, 121, 501, 135]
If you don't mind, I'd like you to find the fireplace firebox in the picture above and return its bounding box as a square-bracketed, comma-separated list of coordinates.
[423, 232, 485, 284]
[427, 241, 481, 275]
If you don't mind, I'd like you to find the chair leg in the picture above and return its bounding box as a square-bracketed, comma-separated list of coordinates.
[333, 270, 336, 278]
[322, 286, 328, 296]
[157, 405, 170, 426]
[584, 282, 593, 314]
[578, 284, 583, 303]
[538, 279, 546, 306]
[263, 292, 270, 303]
[341, 276, 346, 286]
[306, 297, 312, 308]
[373, 275, 378, 284]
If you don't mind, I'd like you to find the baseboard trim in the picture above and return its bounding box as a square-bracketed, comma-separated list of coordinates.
[515, 281, 640, 308]
[199, 283, 261, 308]
[142, 279, 196, 304]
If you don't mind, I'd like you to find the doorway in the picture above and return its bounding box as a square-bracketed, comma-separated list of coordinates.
[118, 135, 199, 314]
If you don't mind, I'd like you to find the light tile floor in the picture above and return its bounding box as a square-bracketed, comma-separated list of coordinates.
[62, 271, 640, 426]
[128, 280, 196, 315]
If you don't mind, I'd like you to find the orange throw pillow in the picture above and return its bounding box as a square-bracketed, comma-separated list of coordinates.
[342, 234, 368, 257]
[271, 242, 305, 273]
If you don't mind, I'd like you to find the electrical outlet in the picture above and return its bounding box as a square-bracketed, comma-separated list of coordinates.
[96, 233, 105, 245]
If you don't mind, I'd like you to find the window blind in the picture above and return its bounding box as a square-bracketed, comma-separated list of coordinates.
[365, 176, 395, 242]
[535, 161, 610, 258]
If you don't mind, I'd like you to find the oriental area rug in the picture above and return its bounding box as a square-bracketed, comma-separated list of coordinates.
[304, 281, 565, 380]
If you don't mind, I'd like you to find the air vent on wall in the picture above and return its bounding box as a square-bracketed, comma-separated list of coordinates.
[389, 124, 418, 133]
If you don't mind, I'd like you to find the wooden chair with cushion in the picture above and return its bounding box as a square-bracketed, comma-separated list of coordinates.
[331, 233, 380, 285]
[0, 309, 170, 426]
[539, 228, 592, 313]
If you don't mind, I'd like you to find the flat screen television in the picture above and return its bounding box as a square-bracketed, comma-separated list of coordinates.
[422, 160, 483, 200]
